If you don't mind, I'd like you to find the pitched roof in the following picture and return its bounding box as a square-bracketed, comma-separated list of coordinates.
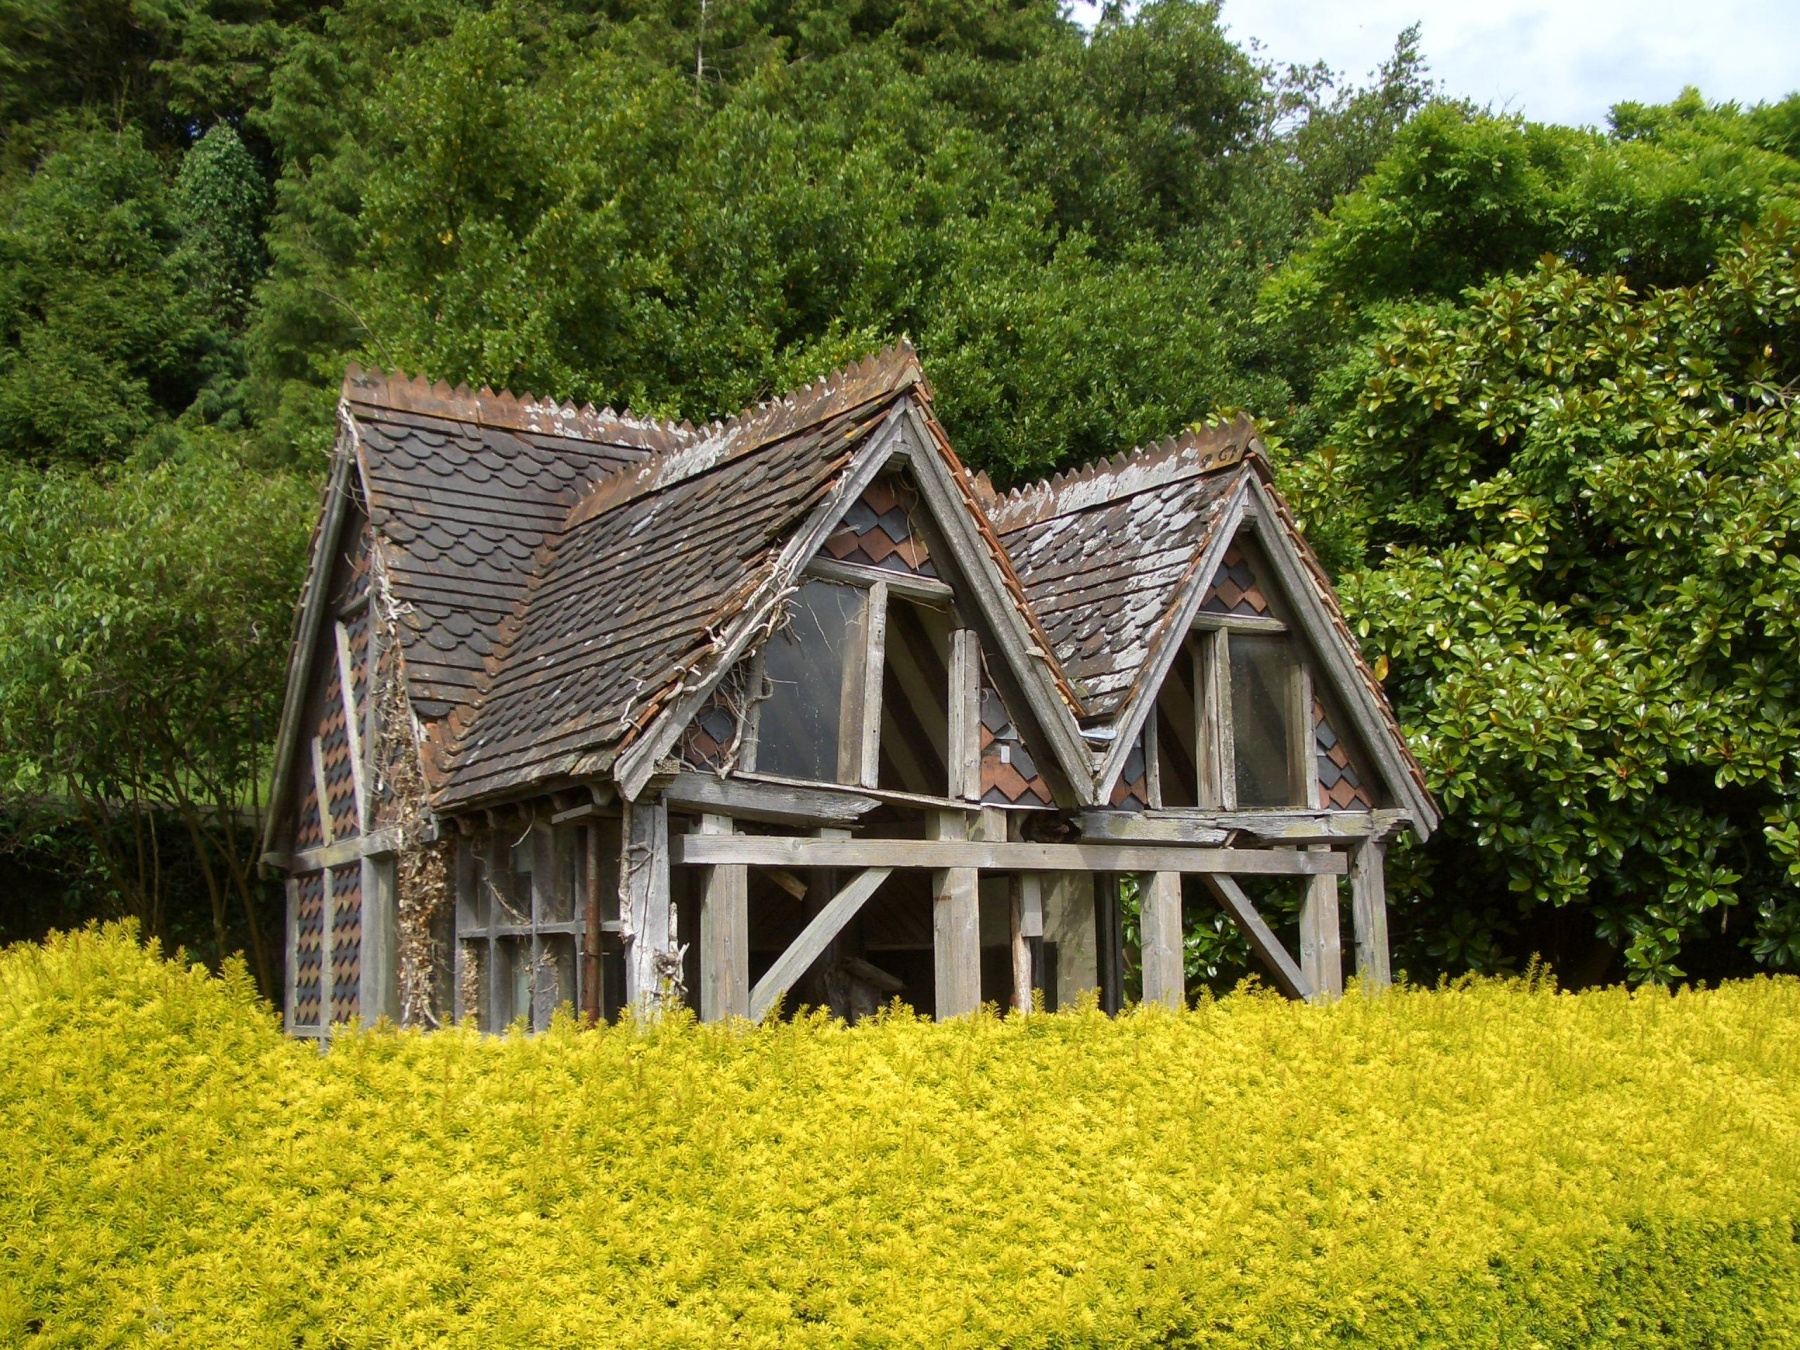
[307, 351, 1429, 822]
[989, 420, 1257, 722]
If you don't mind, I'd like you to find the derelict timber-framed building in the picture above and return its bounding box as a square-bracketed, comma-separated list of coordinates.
[262, 344, 1437, 1036]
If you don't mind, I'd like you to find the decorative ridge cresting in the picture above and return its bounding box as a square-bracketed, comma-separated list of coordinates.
[560, 341, 925, 532]
[986, 416, 1261, 533]
[341, 363, 702, 453]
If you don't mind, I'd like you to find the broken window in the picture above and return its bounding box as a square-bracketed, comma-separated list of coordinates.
[456, 821, 586, 1031]
[755, 579, 869, 784]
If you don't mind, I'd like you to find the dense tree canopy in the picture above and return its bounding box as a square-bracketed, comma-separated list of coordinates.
[0, 0, 1796, 990]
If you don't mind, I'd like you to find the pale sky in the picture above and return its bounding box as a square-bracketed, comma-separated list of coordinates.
[1071, 0, 1800, 129]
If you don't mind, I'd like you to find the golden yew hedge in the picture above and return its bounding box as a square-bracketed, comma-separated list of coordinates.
[3, 928, 1799, 1348]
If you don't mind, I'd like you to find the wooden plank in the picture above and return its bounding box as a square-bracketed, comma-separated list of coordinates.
[276, 825, 404, 873]
[1140, 872, 1185, 1010]
[361, 855, 399, 1022]
[668, 834, 1348, 875]
[806, 555, 954, 604]
[1300, 846, 1343, 1004]
[945, 628, 981, 801]
[621, 796, 674, 1017]
[749, 867, 893, 1020]
[1199, 874, 1312, 1002]
[698, 815, 750, 1021]
[1010, 873, 1039, 1014]
[310, 736, 336, 847]
[1196, 631, 1233, 809]
[1140, 807, 1410, 844]
[1290, 664, 1314, 810]
[334, 620, 368, 831]
[284, 875, 300, 1034]
[664, 772, 881, 828]
[1350, 836, 1391, 991]
[930, 809, 980, 1018]
[858, 581, 888, 789]
[1143, 698, 1163, 810]
[728, 770, 974, 816]
[1193, 614, 1286, 634]
[1077, 812, 1229, 845]
[583, 822, 603, 1022]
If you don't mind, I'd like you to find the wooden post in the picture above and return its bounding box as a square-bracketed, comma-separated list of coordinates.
[1350, 836, 1391, 991]
[931, 809, 980, 1018]
[582, 822, 602, 1022]
[1299, 846, 1343, 1004]
[621, 795, 674, 1019]
[1094, 874, 1124, 1015]
[284, 875, 300, 1034]
[946, 628, 981, 801]
[1195, 632, 1233, 809]
[1011, 872, 1042, 1014]
[360, 855, 398, 1023]
[1140, 871, 1185, 1010]
[698, 814, 750, 1021]
[857, 581, 888, 788]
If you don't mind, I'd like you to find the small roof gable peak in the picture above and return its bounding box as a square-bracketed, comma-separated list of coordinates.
[340, 362, 701, 453]
[987, 415, 1262, 533]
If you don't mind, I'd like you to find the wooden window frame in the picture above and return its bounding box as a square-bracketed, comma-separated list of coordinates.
[454, 821, 588, 1032]
[1185, 615, 1312, 811]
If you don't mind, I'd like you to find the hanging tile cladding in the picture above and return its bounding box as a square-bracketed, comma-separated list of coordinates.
[1315, 698, 1374, 810]
[1109, 731, 1150, 810]
[353, 408, 652, 722]
[979, 685, 1052, 806]
[292, 872, 325, 1031]
[822, 477, 935, 575]
[1201, 543, 1268, 616]
[431, 399, 898, 806]
[996, 463, 1244, 720]
[330, 867, 363, 1023]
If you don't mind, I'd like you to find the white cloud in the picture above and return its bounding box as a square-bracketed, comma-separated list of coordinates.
[1069, 0, 1800, 128]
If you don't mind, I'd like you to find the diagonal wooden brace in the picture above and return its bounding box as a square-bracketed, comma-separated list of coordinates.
[1200, 874, 1314, 1002]
[749, 868, 893, 1020]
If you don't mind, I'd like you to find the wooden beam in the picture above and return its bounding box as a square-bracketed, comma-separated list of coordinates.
[1193, 614, 1286, 634]
[310, 736, 336, 847]
[1141, 872, 1185, 1010]
[931, 809, 980, 1018]
[858, 580, 888, 789]
[1077, 812, 1229, 845]
[806, 555, 954, 604]
[1350, 836, 1391, 991]
[621, 796, 675, 1017]
[1199, 874, 1312, 1002]
[1133, 807, 1412, 844]
[1300, 846, 1343, 1004]
[748, 867, 892, 1021]
[698, 815, 750, 1022]
[334, 620, 368, 830]
[946, 628, 981, 801]
[729, 770, 975, 816]
[669, 834, 1348, 875]
[663, 772, 881, 828]
[267, 824, 416, 873]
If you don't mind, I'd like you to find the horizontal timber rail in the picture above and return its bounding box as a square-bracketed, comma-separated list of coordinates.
[668, 835, 1347, 875]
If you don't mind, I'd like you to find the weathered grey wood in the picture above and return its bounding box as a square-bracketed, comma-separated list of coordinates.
[669, 834, 1348, 875]
[621, 796, 676, 1017]
[333, 619, 369, 829]
[698, 814, 750, 1021]
[858, 581, 889, 788]
[806, 555, 954, 604]
[749, 867, 892, 1020]
[1143, 699, 1163, 810]
[360, 855, 399, 1022]
[1289, 663, 1315, 809]
[729, 770, 975, 816]
[272, 824, 411, 873]
[1010, 872, 1041, 1013]
[1092, 486, 1248, 805]
[930, 809, 980, 1018]
[1193, 614, 1286, 634]
[1199, 873, 1313, 1002]
[1242, 476, 1439, 837]
[583, 822, 603, 1022]
[1350, 836, 1391, 991]
[1141, 871, 1185, 1009]
[319, 862, 335, 1030]
[946, 628, 982, 800]
[1196, 629, 1233, 809]
[1140, 807, 1410, 844]
[1299, 846, 1343, 1004]
[310, 736, 336, 847]
[1076, 812, 1230, 845]
[664, 772, 881, 827]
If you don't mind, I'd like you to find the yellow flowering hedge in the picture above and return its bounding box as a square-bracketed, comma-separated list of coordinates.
[3, 927, 1799, 1348]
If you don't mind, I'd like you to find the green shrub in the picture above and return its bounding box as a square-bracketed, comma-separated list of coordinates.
[3, 926, 1799, 1347]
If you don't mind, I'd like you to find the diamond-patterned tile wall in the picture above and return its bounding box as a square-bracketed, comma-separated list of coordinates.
[978, 685, 1053, 806]
[821, 476, 935, 575]
[1315, 698, 1374, 810]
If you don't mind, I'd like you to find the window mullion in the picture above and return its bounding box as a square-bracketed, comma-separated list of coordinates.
[857, 580, 889, 789]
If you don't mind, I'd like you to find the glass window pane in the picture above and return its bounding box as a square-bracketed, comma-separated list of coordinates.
[464, 847, 492, 931]
[536, 934, 578, 1030]
[1230, 633, 1295, 807]
[757, 580, 867, 783]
